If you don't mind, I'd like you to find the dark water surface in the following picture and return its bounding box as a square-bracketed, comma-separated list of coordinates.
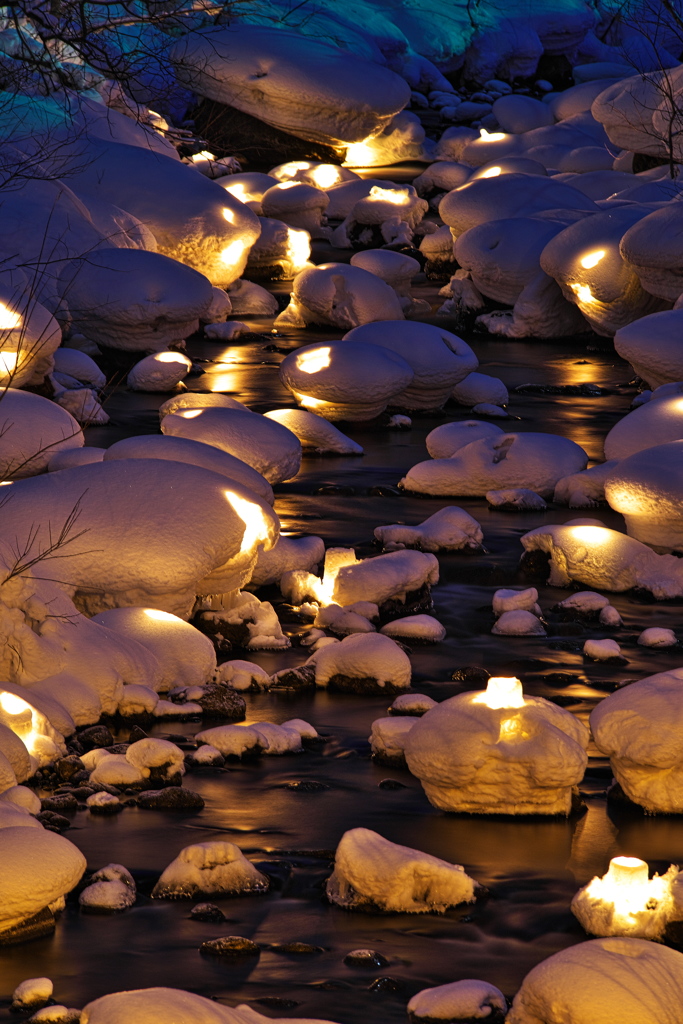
[3, 238, 683, 1020]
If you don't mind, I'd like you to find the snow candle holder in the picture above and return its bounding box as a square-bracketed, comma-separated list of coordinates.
[404, 676, 589, 815]
[571, 856, 683, 940]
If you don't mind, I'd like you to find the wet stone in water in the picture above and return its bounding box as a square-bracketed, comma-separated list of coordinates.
[344, 949, 390, 968]
[200, 936, 260, 957]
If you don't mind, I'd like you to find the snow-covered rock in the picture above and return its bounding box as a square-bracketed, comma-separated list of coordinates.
[91, 608, 216, 692]
[250, 534, 324, 588]
[276, 263, 404, 331]
[553, 461, 617, 507]
[408, 980, 507, 1023]
[26, 673, 101, 728]
[375, 507, 483, 552]
[244, 218, 311, 280]
[333, 184, 428, 248]
[325, 179, 398, 221]
[279, 340, 413, 421]
[171, 25, 410, 147]
[604, 394, 683, 461]
[614, 311, 683, 390]
[0, 827, 85, 939]
[369, 716, 418, 765]
[493, 588, 541, 616]
[81, 987, 341, 1024]
[264, 409, 362, 454]
[0, 285, 61, 389]
[401, 432, 587, 498]
[0, 389, 83, 479]
[405, 677, 588, 814]
[195, 725, 263, 758]
[125, 738, 185, 780]
[506, 937, 683, 1024]
[390, 693, 437, 716]
[11, 977, 54, 1012]
[80, 865, 136, 912]
[103, 434, 274, 505]
[605, 442, 683, 551]
[492, 610, 546, 636]
[308, 633, 411, 693]
[261, 183, 329, 238]
[0, 460, 278, 618]
[621, 203, 683, 302]
[161, 406, 301, 483]
[638, 627, 677, 647]
[571, 857, 683, 941]
[452, 373, 509, 408]
[380, 615, 446, 642]
[158, 393, 251, 418]
[60, 249, 213, 351]
[584, 638, 622, 661]
[327, 828, 477, 913]
[426, 420, 504, 459]
[152, 841, 269, 898]
[117, 684, 159, 718]
[126, 351, 192, 391]
[343, 321, 477, 410]
[349, 250, 423, 315]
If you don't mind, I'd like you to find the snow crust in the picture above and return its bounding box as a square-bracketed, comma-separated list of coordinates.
[152, 841, 269, 898]
[408, 980, 507, 1021]
[374, 507, 483, 552]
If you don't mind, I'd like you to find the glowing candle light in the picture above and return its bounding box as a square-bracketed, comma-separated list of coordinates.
[368, 186, 410, 205]
[479, 128, 506, 141]
[580, 249, 606, 269]
[0, 303, 21, 330]
[225, 490, 272, 552]
[297, 347, 331, 374]
[570, 282, 594, 304]
[480, 165, 502, 177]
[472, 676, 525, 709]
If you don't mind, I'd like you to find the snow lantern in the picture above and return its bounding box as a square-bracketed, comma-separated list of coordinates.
[404, 676, 589, 814]
[571, 856, 683, 940]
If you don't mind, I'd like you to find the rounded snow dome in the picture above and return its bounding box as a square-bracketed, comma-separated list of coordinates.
[161, 406, 301, 483]
[620, 203, 683, 301]
[439, 174, 597, 238]
[507, 937, 683, 1023]
[261, 181, 329, 236]
[283, 262, 404, 329]
[280, 340, 414, 420]
[158, 393, 250, 419]
[58, 248, 214, 351]
[343, 321, 477, 409]
[91, 608, 216, 691]
[401, 432, 587, 498]
[0, 388, 83, 479]
[0, 827, 85, 937]
[614, 309, 683, 389]
[426, 420, 505, 459]
[127, 351, 192, 392]
[603, 394, 683, 461]
[605, 440, 683, 551]
[540, 206, 665, 337]
[103, 434, 274, 504]
[216, 171, 279, 210]
[349, 250, 419, 290]
[468, 156, 548, 180]
[0, 285, 61, 389]
[404, 679, 588, 815]
[269, 161, 357, 188]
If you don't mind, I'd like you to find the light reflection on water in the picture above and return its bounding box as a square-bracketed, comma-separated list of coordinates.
[11, 250, 683, 1024]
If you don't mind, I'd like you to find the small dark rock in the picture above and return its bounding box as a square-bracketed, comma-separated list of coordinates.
[271, 942, 324, 954]
[105, 743, 130, 755]
[200, 936, 260, 957]
[451, 666, 490, 685]
[284, 780, 329, 792]
[128, 725, 149, 743]
[56, 755, 86, 782]
[344, 949, 389, 968]
[78, 725, 114, 751]
[190, 903, 226, 922]
[197, 684, 247, 720]
[369, 976, 405, 992]
[378, 779, 408, 790]
[71, 786, 96, 800]
[136, 787, 205, 811]
[255, 998, 300, 1010]
[41, 794, 78, 814]
[270, 665, 317, 690]
[36, 811, 72, 831]
[72, 770, 91, 784]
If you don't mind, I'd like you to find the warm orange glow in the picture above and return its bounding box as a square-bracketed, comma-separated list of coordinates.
[0, 351, 18, 375]
[369, 186, 410, 205]
[309, 164, 343, 188]
[480, 165, 502, 177]
[220, 240, 246, 266]
[472, 676, 525, 709]
[180, 408, 203, 419]
[287, 228, 311, 273]
[144, 608, 180, 622]
[580, 249, 606, 270]
[192, 150, 215, 162]
[297, 347, 331, 374]
[299, 395, 326, 408]
[583, 856, 672, 923]
[225, 490, 271, 552]
[571, 525, 613, 544]
[570, 282, 594, 304]
[222, 207, 237, 224]
[0, 303, 21, 330]
[479, 129, 506, 141]
[155, 352, 191, 365]
[344, 141, 375, 166]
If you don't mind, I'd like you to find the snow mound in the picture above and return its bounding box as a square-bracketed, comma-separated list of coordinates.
[275, 263, 404, 332]
[81, 987, 340, 1024]
[0, 826, 85, 936]
[408, 980, 507, 1022]
[213, 661, 271, 692]
[506, 937, 683, 1024]
[604, 393, 683, 461]
[426, 420, 504, 459]
[380, 615, 446, 642]
[369, 716, 418, 765]
[0, 389, 83, 479]
[309, 633, 411, 693]
[327, 828, 477, 913]
[152, 841, 269, 898]
[264, 409, 362, 454]
[161, 406, 301, 483]
[375, 507, 483, 552]
[615, 311, 683, 390]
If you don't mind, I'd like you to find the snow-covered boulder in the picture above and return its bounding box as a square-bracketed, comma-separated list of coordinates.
[217, 172, 279, 212]
[540, 207, 667, 336]
[493, 588, 541, 617]
[197, 592, 289, 650]
[344, 110, 432, 166]
[161, 406, 301, 483]
[0, 389, 83, 478]
[250, 533, 324, 588]
[369, 716, 418, 765]
[414, 162, 471, 199]
[279, 340, 413, 421]
[81, 987, 341, 1024]
[213, 661, 271, 692]
[426, 420, 504, 458]
[159, 393, 251, 418]
[439, 174, 597, 240]
[343, 321, 477, 410]
[91, 608, 216, 692]
[492, 610, 546, 636]
[325, 179, 399, 221]
[0, 460, 278, 618]
[592, 68, 683, 160]
[506, 937, 683, 1024]
[59, 249, 213, 351]
[333, 185, 428, 248]
[327, 828, 477, 913]
[275, 263, 404, 330]
[26, 673, 101, 728]
[605, 441, 683, 551]
[638, 627, 677, 647]
[603, 393, 683, 461]
[487, 488, 546, 509]
[452, 373, 509, 409]
[614, 311, 683, 389]
[48, 448, 106, 472]
[0, 284, 61, 389]
[195, 724, 263, 758]
[264, 409, 362, 455]
[408, 981, 507, 1024]
[171, 25, 410, 147]
[374, 507, 483, 552]
[0, 827, 85, 940]
[244, 218, 311, 280]
[390, 693, 437, 716]
[127, 351, 192, 391]
[553, 461, 618, 508]
[58, 139, 261, 287]
[53, 349, 106, 390]
[620, 203, 683, 302]
[571, 857, 683, 941]
[401, 433, 587, 498]
[349, 250, 423, 315]
[80, 864, 136, 912]
[261, 182, 329, 238]
[405, 676, 589, 814]
[591, 668, 683, 813]
[103, 434, 274, 505]
[520, 520, 683, 599]
[0, 723, 32, 783]
[152, 841, 269, 898]
[494, 94, 553, 133]
[308, 633, 411, 693]
[380, 615, 446, 642]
